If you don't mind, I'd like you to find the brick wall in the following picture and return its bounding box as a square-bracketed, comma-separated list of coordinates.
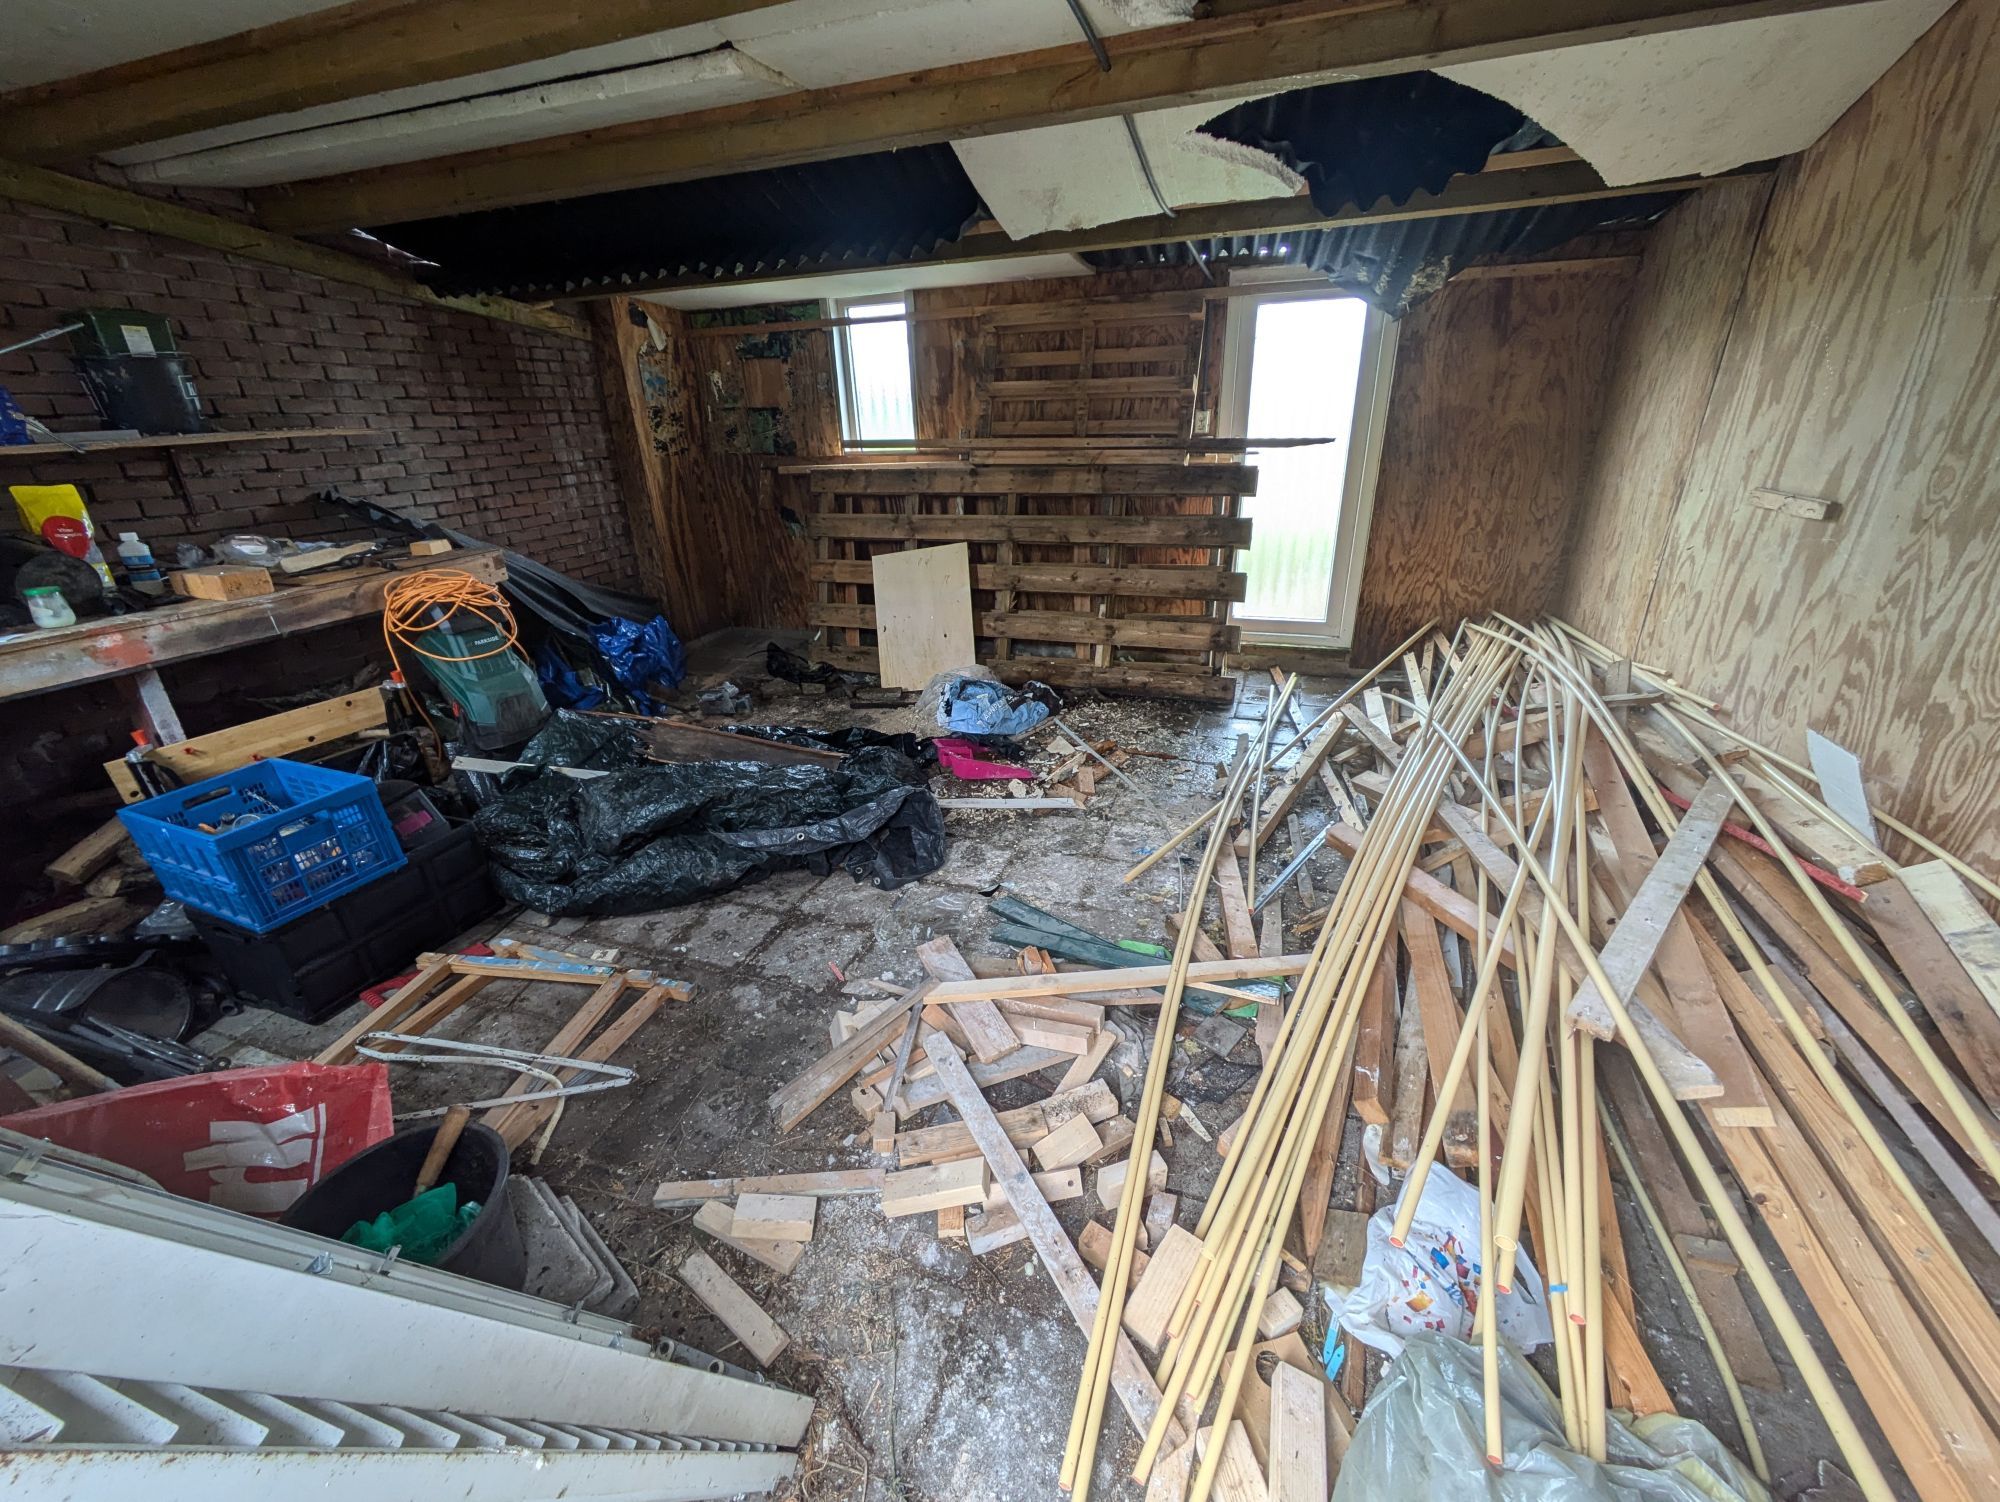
[0, 195, 637, 584]
[0, 191, 644, 897]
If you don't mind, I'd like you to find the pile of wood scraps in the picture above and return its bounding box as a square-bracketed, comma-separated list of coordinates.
[316, 938, 685, 1159]
[1096, 611, 2000, 1502]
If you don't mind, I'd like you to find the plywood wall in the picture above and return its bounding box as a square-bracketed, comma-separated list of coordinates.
[1556, 0, 2000, 867]
[1351, 261, 1636, 659]
[595, 300, 829, 636]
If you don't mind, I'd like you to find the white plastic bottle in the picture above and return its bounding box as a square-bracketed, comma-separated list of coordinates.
[117, 531, 167, 594]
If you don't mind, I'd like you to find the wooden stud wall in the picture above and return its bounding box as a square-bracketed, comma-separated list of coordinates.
[799, 462, 1253, 701]
[1557, 0, 2000, 869]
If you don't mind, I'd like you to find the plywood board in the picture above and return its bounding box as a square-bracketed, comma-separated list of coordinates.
[1555, 0, 2000, 879]
[871, 542, 976, 689]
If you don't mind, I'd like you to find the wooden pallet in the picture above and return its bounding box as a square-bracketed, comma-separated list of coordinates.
[973, 297, 1204, 442]
[795, 460, 1254, 701]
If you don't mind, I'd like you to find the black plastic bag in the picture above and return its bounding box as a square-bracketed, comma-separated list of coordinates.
[471, 745, 945, 915]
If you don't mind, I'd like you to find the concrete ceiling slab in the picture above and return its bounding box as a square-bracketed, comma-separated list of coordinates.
[1441, 0, 1954, 185]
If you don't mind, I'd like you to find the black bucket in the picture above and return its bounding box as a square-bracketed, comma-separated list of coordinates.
[280, 1121, 527, 1291]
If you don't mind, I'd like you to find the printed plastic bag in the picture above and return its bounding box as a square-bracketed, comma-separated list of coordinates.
[1335, 1332, 1769, 1502]
[1340, 1164, 1552, 1359]
[0, 1063, 393, 1217]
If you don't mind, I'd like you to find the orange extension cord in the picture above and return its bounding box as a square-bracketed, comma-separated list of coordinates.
[381, 569, 527, 736]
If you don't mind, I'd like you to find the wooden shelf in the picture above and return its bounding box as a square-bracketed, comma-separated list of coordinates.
[0, 543, 504, 702]
[0, 426, 378, 459]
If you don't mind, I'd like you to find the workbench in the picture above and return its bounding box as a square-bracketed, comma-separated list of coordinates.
[0, 543, 507, 743]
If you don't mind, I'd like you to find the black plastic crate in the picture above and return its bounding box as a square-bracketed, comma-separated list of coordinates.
[192, 820, 501, 1023]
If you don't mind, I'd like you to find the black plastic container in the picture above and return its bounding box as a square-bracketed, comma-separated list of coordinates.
[281, 1121, 526, 1291]
[74, 353, 203, 434]
[192, 819, 501, 1023]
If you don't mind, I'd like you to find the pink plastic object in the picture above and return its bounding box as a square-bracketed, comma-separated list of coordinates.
[935, 736, 1033, 780]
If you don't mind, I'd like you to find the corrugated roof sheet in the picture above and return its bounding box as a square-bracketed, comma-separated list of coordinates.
[379, 144, 983, 299]
[1086, 196, 1682, 314]
[1197, 74, 1529, 216]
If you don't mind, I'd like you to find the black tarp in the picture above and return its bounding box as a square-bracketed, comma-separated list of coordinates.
[471, 746, 945, 915]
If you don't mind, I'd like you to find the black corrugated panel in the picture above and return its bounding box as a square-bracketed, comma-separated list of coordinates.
[380, 144, 984, 298]
[1086, 196, 1682, 314]
[1198, 74, 1530, 216]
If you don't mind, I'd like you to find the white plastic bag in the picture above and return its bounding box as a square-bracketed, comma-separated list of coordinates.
[1339, 1165, 1553, 1358]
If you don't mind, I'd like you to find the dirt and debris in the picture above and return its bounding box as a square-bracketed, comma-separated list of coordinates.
[194, 629, 1839, 1499]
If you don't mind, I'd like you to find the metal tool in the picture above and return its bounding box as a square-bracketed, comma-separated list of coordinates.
[1251, 822, 1333, 914]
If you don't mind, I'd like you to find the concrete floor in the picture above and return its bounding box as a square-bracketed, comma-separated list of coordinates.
[201, 630, 1857, 1501]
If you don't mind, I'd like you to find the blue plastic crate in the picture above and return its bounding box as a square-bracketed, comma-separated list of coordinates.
[118, 758, 407, 933]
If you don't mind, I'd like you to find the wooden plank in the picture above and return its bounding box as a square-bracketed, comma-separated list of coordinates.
[813, 512, 1251, 546]
[812, 557, 1248, 601]
[1213, 853, 1260, 959]
[915, 938, 1020, 1064]
[1576, 768, 1736, 1040]
[44, 816, 130, 885]
[310, 958, 457, 1066]
[1383, 970, 1430, 1171]
[634, 717, 843, 769]
[656, 1168, 883, 1209]
[690, 1201, 806, 1277]
[1057, 1029, 1117, 1092]
[1402, 904, 1478, 1163]
[1267, 1363, 1329, 1502]
[927, 955, 1310, 1005]
[1097, 1150, 1169, 1211]
[0, 545, 509, 704]
[1712, 844, 2000, 1158]
[1864, 871, 2000, 1111]
[476, 974, 628, 1124]
[0, 160, 582, 341]
[491, 983, 671, 1149]
[805, 463, 1254, 497]
[871, 543, 975, 691]
[0, 0, 796, 162]
[1199, 1420, 1267, 1502]
[881, 1159, 988, 1218]
[677, 1248, 789, 1367]
[1320, 822, 1523, 968]
[1032, 1112, 1104, 1170]
[1257, 1287, 1304, 1339]
[1715, 1118, 1999, 1502]
[1580, 734, 1770, 1125]
[1014, 1017, 1098, 1057]
[1125, 1225, 1204, 1350]
[732, 1193, 816, 1243]
[891, 1081, 1119, 1167]
[1349, 957, 1395, 1127]
[253, 3, 1815, 231]
[768, 988, 925, 1132]
[102, 689, 389, 803]
[811, 602, 1236, 652]
[1899, 860, 2000, 1028]
[921, 1033, 1185, 1452]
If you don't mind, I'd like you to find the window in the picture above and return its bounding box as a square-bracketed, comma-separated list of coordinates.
[1217, 281, 1398, 649]
[832, 296, 916, 447]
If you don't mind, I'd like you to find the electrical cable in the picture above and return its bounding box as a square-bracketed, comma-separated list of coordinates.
[379, 568, 527, 738]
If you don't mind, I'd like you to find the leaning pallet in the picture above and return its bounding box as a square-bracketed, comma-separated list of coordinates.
[791, 461, 1255, 702]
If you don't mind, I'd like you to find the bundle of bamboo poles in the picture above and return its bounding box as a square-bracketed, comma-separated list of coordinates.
[1068, 613, 2000, 1502]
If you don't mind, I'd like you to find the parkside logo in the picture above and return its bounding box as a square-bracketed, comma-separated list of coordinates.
[181, 1104, 328, 1214]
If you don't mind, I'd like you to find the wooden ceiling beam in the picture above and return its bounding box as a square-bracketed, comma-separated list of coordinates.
[252, 0, 1868, 234]
[585, 158, 1754, 302]
[0, 0, 796, 165]
[0, 158, 586, 340]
